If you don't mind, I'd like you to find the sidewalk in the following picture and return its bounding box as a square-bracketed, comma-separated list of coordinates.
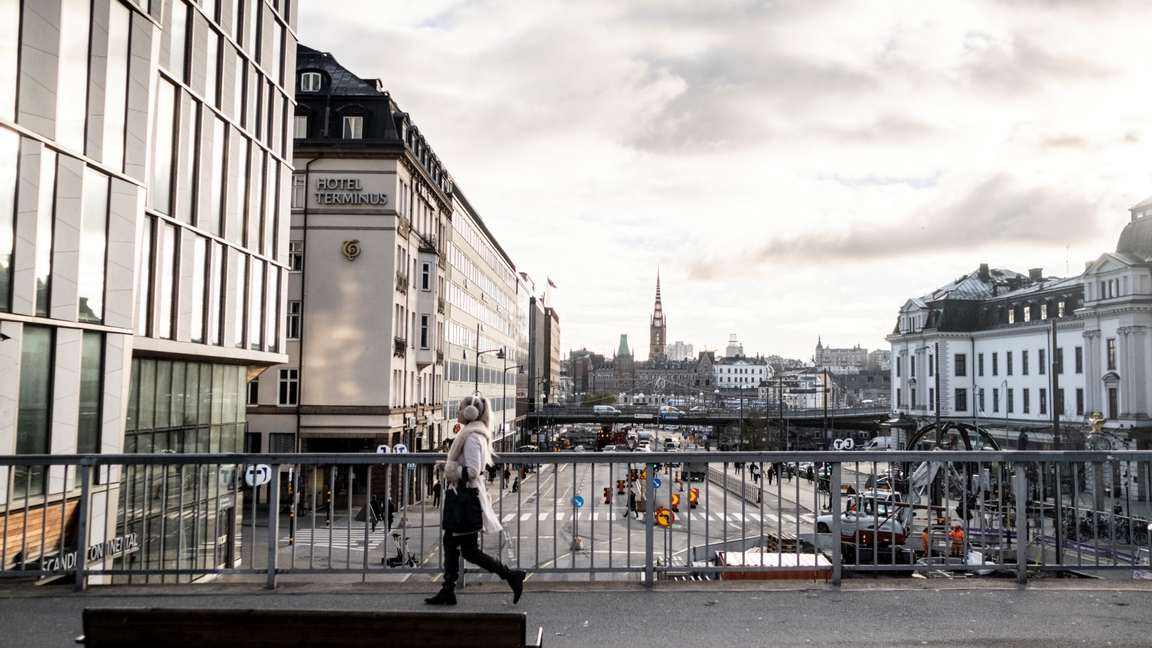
[3, 579, 1151, 647]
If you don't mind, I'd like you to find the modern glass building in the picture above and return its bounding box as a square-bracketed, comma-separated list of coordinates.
[0, 0, 294, 581]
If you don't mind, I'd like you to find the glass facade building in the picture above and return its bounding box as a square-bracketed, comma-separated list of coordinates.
[0, 0, 295, 582]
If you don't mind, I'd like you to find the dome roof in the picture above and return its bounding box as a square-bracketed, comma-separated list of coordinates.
[1115, 215, 1152, 261]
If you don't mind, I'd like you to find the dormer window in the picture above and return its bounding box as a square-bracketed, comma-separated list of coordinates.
[300, 72, 322, 92]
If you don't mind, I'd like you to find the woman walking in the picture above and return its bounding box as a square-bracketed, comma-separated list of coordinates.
[426, 394, 525, 606]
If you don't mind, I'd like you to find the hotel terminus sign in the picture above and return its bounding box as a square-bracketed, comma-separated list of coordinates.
[314, 177, 388, 205]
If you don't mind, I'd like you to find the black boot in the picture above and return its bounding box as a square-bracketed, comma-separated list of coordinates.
[506, 570, 526, 604]
[424, 586, 456, 605]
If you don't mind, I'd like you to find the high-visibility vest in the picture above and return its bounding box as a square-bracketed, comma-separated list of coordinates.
[949, 528, 964, 547]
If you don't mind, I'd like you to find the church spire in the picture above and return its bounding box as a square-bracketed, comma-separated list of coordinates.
[649, 270, 667, 362]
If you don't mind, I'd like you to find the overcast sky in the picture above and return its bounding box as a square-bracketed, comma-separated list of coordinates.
[299, 0, 1152, 362]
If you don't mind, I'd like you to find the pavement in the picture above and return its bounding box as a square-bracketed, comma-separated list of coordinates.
[3, 577, 1152, 647]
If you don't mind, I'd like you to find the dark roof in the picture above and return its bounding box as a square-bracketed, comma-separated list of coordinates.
[1116, 214, 1152, 262]
[296, 45, 382, 97]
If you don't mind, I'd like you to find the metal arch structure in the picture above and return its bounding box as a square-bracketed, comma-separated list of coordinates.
[906, 421, 1002, 452]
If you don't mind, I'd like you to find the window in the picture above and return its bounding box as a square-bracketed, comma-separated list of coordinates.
[247, 379, 258, 405]
[1039, 349, 1046, 375]
[910, 388, 916, 408]
[978, 388, 985, 413]
[928, 388, 934, 410]
[1024, 305, 1031, 322]
[992, 388, 1000, 413]
[1107, 338, 1117, 370]
[286, 300, 301, 339]
[76, 332, 104, 454]
[896, 389, 902, 407]
[1006, 351, 1013, 376]
[1076, 388, 1084, 416]
[1022, 349, 1029, 375]
[269, 433, 295, 453]
[190, 237, 207, 343]
[1023, 388, 1030, 414]
[294, 114, 307, 139]
[278, 368, 299, 406]
[16, 326, 54, 497]
[1059, 301, 1066, 317]
[291, 174, 305, 209]
[928, 354, 934, 377]
[992, 352, 998, 376]
[343, 115, 363, 139]
[421, 262, 432, 291]
[1075, 346, 1083, 374]
[1055, 347, 1064, 374]
[78, 170, 110, 323]
[1039, 388, 1047, 415]
[1041, 303, 1048, 320]
[300, 72, 322, 92]
[58, 0, 91, 151]
[978, 353, 984, 376]
[1007, 388, 1014, 413]
[289, 240, 303, 271]
[954, 353, 966, 377]
[910, 357, 915, 377]
[954, 388, 968, 412]
[1108, 387, 1118, 419]
[1008, 309, 1015, 324]
[0, 127, 17, 312]
[420, 314, 429, 349]
[1056, 388, 1064, 415]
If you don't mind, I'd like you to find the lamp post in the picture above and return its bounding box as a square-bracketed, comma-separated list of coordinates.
[471, 324, 506, 393]
[502, 363, 525, 452]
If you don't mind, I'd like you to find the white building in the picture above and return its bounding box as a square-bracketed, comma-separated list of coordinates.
[714, 355, 771, 391]
[668, 340, 694, 362]
[889, 197, 1152, 469]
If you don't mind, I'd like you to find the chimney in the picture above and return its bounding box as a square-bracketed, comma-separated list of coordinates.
[1028, 268, 1043, 282]
[978, 263, 990, 282]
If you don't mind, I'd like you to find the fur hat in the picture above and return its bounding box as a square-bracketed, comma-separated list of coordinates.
[458, 394, 491, 427]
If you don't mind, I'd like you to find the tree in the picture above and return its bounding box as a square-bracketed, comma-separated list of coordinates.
[580, 391, 618, 407]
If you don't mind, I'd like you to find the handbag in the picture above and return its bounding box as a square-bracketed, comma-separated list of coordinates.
[442, 469, 483, 533]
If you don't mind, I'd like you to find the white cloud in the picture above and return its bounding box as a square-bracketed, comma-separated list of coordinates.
[299, 0, 1152, 359]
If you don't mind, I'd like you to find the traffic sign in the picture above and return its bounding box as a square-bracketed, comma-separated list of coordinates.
[245, 464, 272, 487]
[833, 438, 855, 450]
[655, 507, 674, 528]
[572, 495, 584, 508]
[407, 463, 417, 471]
[653, 478, 662, 489]
[376, 445, 391, 453]
[393, 444, 408, 454]
[671, 493, 681, 511]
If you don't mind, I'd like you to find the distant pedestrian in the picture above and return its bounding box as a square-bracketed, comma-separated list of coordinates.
[432, 480, 443, 508]
[369, 495, 384, 532]
[512, 476, 520, 493]
[623, 488, 639, 518]
[503, 466, 512, 489]
[385, 497, 396, 531]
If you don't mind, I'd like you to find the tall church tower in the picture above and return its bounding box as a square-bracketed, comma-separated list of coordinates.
[649, 271, 667, 362]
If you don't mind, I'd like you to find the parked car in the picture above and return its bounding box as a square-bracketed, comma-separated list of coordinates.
[593, 405, 621, 415]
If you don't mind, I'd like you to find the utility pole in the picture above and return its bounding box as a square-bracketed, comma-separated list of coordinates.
[1052, 318, 1061, 450]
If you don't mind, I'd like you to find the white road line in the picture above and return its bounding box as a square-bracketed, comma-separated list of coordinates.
[502, 514, 516, 522]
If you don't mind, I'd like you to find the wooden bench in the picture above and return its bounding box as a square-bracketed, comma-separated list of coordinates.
[78, 608, 543, 648]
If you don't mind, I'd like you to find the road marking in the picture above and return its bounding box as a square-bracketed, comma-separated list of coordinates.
[502, 514, 516, 522]
[541, 512, 552, 521]
[520, 513, 532, 521]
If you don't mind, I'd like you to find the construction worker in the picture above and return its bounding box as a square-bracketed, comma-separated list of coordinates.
[949, 524, 965, 557]
[922, 528, 931, 557]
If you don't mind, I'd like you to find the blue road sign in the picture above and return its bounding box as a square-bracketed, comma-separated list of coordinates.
[653, 478, 662, 489]
[572, 495, 584, 508]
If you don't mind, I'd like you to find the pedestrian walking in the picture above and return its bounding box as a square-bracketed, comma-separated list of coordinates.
[432, 480, 442, 508]
[425, 394, 525, 607]
[370, 495, 384, 532]
[384, 496, 396, 531]
[503, 466, 512, 489]
[623, 488, 639, 518]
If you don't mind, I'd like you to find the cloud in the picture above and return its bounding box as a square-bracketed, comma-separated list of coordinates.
[686, 174, 1104, 279]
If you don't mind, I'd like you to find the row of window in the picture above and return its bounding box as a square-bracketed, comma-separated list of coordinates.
[136, 216, 282, 351]
[124, 358, 248, 433]
[452, 208, 517, 290]
[448, 281, 514, 338]
[446, 240, 516, 314]
[896, 347, 1087, 379]
[448, 361, 517, 386]
[898, 385, 1083, 417]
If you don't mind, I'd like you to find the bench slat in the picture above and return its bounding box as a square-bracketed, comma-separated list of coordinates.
[83, 608, 535, 648]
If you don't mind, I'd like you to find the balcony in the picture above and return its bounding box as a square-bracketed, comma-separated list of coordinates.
[437, 298, 445, 314]
[396, 271, 408, 294]
[393, 337, 406, 358]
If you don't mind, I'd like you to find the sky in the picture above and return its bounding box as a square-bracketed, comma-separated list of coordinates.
[298, 0, 1152, 362]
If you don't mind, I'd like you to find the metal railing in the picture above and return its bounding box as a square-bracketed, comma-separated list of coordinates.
[2, 450, 1150, 590]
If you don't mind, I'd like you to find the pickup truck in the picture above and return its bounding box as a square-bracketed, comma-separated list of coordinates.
[815, 490, 912, 546]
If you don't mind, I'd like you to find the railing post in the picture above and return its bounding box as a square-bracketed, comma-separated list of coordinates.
[266, 464, 280, 590]
[831, 461, 842, 585]
[74, 462, 91, 592]
[1014, 463, 1028, 585]
[645, 460, 655, 588]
